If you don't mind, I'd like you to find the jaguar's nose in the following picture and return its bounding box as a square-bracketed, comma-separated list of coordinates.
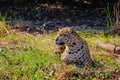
[55, 38, 59, 44]
[55, 41, 60, 45]
[55, 38, 58, 42]
[55, 37, 58, 41]
[56, 42, 64, 45]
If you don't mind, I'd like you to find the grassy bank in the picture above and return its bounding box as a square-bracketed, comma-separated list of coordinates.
[0, 30, 120, 80]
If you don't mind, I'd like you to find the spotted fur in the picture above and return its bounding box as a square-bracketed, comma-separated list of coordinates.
[55, 27, 93, 68]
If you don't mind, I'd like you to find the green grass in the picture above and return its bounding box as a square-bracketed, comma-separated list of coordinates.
[0, 31, 120, 80]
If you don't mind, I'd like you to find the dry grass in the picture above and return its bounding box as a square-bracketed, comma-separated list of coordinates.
[0, 13, 11, 37]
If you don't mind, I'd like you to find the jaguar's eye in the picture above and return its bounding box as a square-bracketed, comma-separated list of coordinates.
[63, 34, 68, 37]
[60, 36, 64, 38]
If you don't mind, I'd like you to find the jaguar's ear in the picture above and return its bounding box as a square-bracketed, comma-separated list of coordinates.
[71, 30, 74, 34]
[69, 27, 73, 30]
[69, 28, 75, 34]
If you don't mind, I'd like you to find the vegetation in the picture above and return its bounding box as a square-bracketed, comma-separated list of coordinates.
[0, 0, 119, 80]
[0, 31, 119, 80]
[0, 12, 11, 37]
